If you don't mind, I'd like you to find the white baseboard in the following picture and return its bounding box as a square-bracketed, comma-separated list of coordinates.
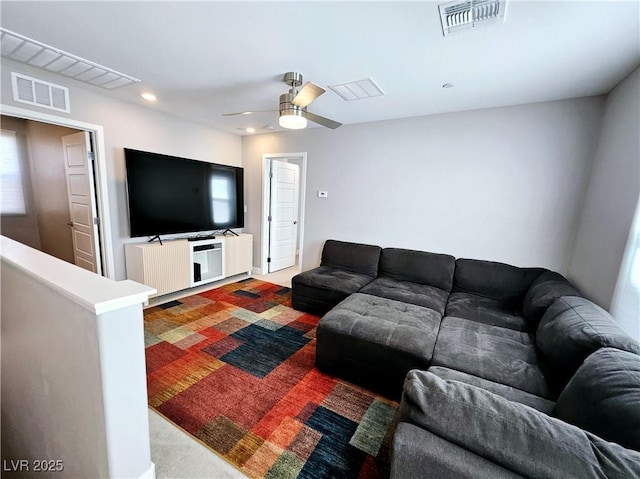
[252, 266, 264, 275]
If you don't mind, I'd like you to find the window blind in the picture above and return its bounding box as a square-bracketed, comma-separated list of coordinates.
[0, 129, 27, 215]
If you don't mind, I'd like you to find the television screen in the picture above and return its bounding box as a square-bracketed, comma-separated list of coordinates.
[124, 148, 244, 237]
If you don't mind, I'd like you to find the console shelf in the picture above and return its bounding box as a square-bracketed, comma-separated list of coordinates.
[190, 238, 224, 287]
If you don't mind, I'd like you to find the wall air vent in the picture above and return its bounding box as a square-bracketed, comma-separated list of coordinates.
[1, 28, 140, 89]
[11, 72, 70, 113]
[439, 0, 507, 36]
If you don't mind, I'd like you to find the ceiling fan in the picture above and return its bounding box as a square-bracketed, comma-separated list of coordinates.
[222, 72, 342, 130]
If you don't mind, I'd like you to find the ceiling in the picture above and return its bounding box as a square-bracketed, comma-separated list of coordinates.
[1, 1, 639, 136]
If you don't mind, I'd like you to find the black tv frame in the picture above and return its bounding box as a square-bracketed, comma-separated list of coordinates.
[124, 148, 244, 239]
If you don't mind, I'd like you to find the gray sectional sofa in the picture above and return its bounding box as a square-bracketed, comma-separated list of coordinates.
[291, 239, 640, 478]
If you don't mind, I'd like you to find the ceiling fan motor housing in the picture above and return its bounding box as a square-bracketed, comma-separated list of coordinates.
[279, 92, 305, 115]
[280, 72, 306, 124]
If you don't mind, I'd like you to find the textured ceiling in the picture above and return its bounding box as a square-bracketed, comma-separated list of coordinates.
[1, 1, 639, 135]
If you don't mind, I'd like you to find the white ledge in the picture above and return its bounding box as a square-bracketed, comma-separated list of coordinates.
[1, 236, 156, 315]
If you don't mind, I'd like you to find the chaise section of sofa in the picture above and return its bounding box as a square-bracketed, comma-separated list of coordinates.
[291, 240, 381, 316]
[316, 293, 442, 398]
[315, 247, 456, 397]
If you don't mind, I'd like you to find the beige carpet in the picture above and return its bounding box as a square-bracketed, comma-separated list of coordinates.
[150, 409, 247, 479]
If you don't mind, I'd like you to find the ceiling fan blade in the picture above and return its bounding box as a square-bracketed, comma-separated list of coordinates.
[306, 112, 342, 129]
[221, 109, 276, 116]
[291, 82, 326, 108]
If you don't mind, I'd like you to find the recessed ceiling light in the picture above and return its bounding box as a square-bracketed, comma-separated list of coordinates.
[442, 83, 454, 88]
[245, 127, 255, 133]
[140, 92, 157, 101]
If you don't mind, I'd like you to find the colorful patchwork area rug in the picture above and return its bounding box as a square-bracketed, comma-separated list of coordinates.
[144, 278, 398, 479]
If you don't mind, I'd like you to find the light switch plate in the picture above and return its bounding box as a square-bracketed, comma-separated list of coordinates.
[318, 191, 328, 198]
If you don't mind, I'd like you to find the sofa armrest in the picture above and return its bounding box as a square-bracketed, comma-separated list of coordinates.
[400, 370, 640, 479]
[391, 422, 525, 479]
[521, 271, 581, 323]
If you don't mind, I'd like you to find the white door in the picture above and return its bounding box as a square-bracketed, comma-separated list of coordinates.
[62, 131, 102, 274]
[268, 159, 299, 273]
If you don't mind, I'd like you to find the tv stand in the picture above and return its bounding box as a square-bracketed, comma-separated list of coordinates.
[125, 233, 253, 297]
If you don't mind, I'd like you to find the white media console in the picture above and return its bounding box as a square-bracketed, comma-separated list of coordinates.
[125, 233, 253, 297]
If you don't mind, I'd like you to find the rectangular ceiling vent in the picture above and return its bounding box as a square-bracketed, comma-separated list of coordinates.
[328, 78, 385, 101]
[1, 28, 140, 89]
[439, 0, 507, 36]
[11, 72, 70, 113]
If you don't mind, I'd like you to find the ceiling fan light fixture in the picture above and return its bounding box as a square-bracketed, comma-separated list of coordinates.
[279, 110, 307, 129]
[279, 90, 307, 129]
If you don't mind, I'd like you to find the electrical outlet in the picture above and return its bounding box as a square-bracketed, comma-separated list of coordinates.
[318, 191, 328, 198]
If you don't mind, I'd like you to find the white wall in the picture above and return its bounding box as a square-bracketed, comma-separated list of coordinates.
[243, 97, 605, 274]
[1, 58, 242, 280]
[568, 67, 640, 309]
[1, 236, 155, 479]
[2, 259, 109, 477]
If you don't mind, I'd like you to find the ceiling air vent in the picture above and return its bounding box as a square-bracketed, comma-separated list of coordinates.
[439, 0, 507, 36]
[1, 28, 140, 89]
[328, 78, 385, 101]
[11, 72, 70, 113]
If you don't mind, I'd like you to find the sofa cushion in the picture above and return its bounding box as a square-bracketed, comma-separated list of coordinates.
[428, 366, 555, 414]
[536, 296, 640, 391]
[316, 293, 441, 398]
[291, 266, 375, 315]
[359, 277, 449, 315]
[522, 271, 581, 323]
[445, 292, 529, 332]
[399, 370, 640, 479]
[555, 348, 640, 451]
[453, 258, 544, 305]
[292, 266, 373, 295]
[320, 239, 381, 277]
[432, 316, 551, 398]
[391, 423, 526, 479]
[378, 248, 455, 292]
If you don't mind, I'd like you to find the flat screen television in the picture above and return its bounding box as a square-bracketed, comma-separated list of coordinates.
[124, 148, 244, 237]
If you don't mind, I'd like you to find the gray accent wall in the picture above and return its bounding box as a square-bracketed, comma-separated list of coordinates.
[243, 97, 605, 274]
[569, 67, 640, 309]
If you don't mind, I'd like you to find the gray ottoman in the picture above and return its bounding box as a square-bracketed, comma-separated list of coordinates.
[316, 293, 442, 398]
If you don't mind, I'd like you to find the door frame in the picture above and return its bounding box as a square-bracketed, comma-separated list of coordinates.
[261, 152, 307, 275]
[1, 104, 115, 279]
